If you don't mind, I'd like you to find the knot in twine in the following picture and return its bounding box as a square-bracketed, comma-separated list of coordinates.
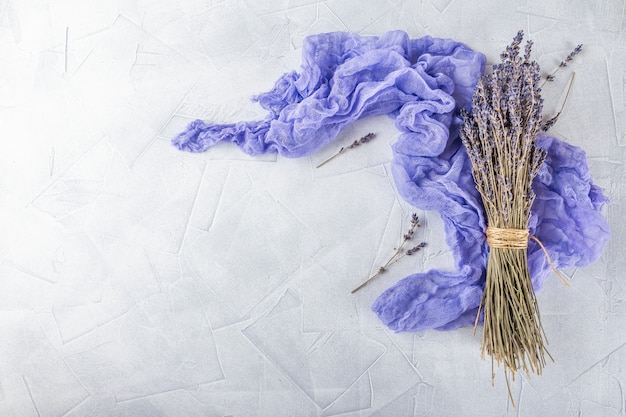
[485, 226, 570, 286]
[486, 227, 529, 249]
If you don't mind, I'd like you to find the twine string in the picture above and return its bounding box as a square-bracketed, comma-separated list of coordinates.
[485, 227, 529, 249]
[485, 226, 570, 286]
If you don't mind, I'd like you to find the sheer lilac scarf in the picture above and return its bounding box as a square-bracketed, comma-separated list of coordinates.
[173, 31, 610, 332]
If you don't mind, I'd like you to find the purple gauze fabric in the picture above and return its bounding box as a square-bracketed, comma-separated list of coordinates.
[172, 31, 610, 332]
[173, 31, 483, 156]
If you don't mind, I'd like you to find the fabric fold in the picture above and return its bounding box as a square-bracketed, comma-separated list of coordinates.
[173, 31, 486, 158]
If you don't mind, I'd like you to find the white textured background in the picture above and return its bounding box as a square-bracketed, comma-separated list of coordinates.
[0, 0, 624, 416]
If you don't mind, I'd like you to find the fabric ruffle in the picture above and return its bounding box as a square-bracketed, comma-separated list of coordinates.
[173, 31, 485, 158]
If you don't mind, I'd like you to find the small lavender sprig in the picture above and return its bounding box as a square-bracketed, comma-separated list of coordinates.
[543, 44, 582, 84]
[316, 133, 375, 168]
[542, 72, 576, 132]
[351, 213, 424, 293]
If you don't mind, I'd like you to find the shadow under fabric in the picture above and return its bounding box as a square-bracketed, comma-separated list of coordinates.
[172, 31, 610, 332]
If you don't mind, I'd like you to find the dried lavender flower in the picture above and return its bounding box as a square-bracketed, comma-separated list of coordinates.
[351, 213, 423, 293]
[405, 242, 426, 256]
[543, 44, 583, 84]
[316, 133, 376, 168]
[542, 72, 576, 132]
[566, 44, 583, 62]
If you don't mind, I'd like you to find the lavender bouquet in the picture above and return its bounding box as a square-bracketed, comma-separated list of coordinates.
[460, 31, 557, 395]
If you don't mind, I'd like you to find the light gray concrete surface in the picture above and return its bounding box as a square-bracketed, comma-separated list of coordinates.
[1, 0, 624, 416]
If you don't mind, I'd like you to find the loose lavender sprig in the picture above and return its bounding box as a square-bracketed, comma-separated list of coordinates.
[351, 213, 424, 293]
[543, 44, 582, 84]
[316, 133, 375, 168]
[542, 72, 576, 132]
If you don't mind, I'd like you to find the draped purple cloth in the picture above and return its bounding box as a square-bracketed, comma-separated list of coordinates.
[173, 31, 610, 332]
[173, 31, 484, 157]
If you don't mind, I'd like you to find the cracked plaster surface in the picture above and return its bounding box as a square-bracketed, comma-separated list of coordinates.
[0, 0, 625, 415]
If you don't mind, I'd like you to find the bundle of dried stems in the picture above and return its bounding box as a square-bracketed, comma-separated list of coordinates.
[460, 31, 553, 401]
